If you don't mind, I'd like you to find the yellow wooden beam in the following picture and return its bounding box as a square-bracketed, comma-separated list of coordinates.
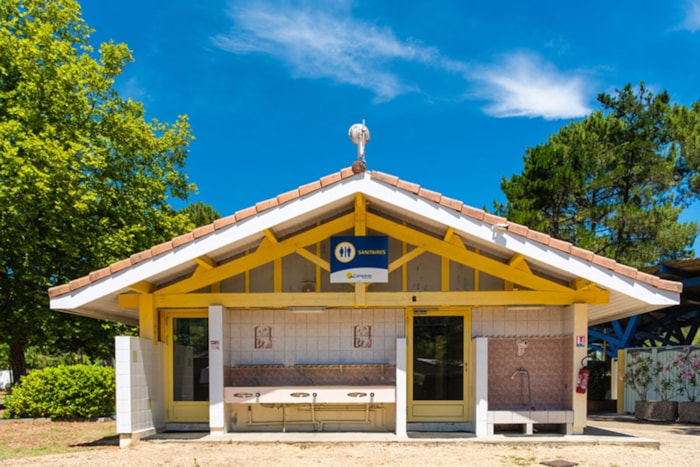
[128, 281, 156, 294]
[193, 255, 217, 270]
[244, 250, 250, 293]
[389, 246, 426, 272]
[138, 294, 158, 343]
[119, 293, 140, 308]
[508, 254, 530, 271]
[315, 239, 322, 292]
[366, 213, 571, 292]
[505, 254, 531, 291]
[263, 229, 279, 244]
[474, 248, 480, 291]
[355, 193, 367, 236]
[154, 289, 608, 309]
[441, 229, 454, 292]
[570, 277, 596, 290]
[355, 283, 367, 306]
[155, 213, 354, 295]
[402, 238, 408, 291]
[295, 247, 330, 271]
[266, 230, 283, 292]
[442, 256, 450, 292]
[274, 258, 282, 293]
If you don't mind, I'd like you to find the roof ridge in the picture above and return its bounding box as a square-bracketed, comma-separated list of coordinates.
[48, 167, 681, 298]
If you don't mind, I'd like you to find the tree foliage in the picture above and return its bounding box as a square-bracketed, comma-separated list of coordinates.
[0, 0, 203, 381]
[498, 83, 699, 268]
[4, 365, 115, 419]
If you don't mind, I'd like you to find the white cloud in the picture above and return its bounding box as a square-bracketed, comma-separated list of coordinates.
[470, 53, 592, 120]
[212, 2, 592, 119]
[212, 1, 442, 101]
[680, 0, 700, 32]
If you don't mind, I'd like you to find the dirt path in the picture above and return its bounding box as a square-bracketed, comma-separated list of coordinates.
[2, 415, 699, 466]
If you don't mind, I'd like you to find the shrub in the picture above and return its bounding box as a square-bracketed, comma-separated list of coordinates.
[623, 351, 654, 400]
[674, 346, 700, 402]
[4, 365, 115, 419]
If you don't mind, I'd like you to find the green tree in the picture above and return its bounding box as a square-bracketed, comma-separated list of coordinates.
[498, 83, 698, 268]
[180, 201, 221, 227]
[0, 0, 202, 382]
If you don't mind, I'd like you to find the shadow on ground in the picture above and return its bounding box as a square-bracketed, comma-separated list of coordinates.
[71, 435, 120, 447]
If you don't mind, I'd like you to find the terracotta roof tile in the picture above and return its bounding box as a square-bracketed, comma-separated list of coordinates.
[320, 172, 342, 187]
[371, 171, 400, 186]
[277, 189, 301, 205]
[213, 215, 236, 230]
[438, 195, 463, 212]
[418, 187, 442, 203]
[660, 279, 683, 293]
[525, 229, 551, 245]
[339, 167, 356, 179]
[151, 241, 175, 256]
[255, 197, 279, 212]
[506, 223, 529, 236]
[88, 267, 112, 282]
[193, 223, 216, 239]
[298, 180, 322, 196]
[69, 276, 91, 291]
[613, 263, 637, 280]
[571, 246, 595, 262]
[130, 250, 154, 263]
[110, 258, 132, 274]
[591, 254, 616, 270]
[172, 233, 194, 248]
[48, 284, 71, 298]
[234, 206, 258, 222]
[637, 271, 660, 287]
[547, 237, 572, 254]
[461, 205, 486, 221]
[396, 179, 420, 194]
[482, 212, 508, 226]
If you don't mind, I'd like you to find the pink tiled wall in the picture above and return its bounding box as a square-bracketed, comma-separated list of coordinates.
[226, 364, 396, 386]
[488, 337, 572, 410]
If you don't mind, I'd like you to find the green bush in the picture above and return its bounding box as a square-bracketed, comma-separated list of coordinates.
[4, 365, 115, 419]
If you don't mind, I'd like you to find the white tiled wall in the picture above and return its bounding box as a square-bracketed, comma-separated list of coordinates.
[115, 336, 165, 434]
[472, 307, 571, 338]
[227, 308, 404, 365]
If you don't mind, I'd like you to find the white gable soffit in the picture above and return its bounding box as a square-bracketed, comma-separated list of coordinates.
[50, 173, 368, 311]
[50, 171, 678, 312]
[359, 177, 679, 307]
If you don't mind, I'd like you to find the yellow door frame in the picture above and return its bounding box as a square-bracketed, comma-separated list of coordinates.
[164, 309, 209, 423]
[407, 308, 472, 422]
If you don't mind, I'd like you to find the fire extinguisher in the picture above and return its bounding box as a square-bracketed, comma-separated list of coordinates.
[576, 364, 591, 394]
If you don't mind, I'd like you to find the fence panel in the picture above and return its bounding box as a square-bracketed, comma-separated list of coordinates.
[622, 346, 699, 414]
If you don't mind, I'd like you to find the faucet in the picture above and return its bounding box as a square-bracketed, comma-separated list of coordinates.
[511, 367, 527, 379]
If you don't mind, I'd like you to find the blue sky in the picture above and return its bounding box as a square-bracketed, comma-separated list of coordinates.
[81, 0, 700, 251]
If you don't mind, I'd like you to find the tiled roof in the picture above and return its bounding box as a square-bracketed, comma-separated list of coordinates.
[47, 167, 682, 298]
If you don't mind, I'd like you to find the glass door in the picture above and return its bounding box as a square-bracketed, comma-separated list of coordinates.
[165, 310, 209, 423]
[408, 309, 470, 422]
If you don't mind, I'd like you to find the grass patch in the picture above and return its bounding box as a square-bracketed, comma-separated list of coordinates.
[0, 419, 117, 461]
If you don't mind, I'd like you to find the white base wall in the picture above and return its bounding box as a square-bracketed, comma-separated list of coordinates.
[115, 336, 165, 446]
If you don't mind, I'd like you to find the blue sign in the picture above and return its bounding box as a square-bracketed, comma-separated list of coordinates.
[330, 236, 389, 283]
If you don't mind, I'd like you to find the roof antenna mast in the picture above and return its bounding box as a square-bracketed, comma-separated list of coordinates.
[349, 120, 370, 173]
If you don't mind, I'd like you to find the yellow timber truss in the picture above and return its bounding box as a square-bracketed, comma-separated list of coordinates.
[120, 194, 608, 340]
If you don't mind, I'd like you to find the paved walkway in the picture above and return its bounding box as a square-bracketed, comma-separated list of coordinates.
[143, 413, 673, 448]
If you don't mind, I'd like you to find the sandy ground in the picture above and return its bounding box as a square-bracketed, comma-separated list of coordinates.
[3, 415, 700, 467]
